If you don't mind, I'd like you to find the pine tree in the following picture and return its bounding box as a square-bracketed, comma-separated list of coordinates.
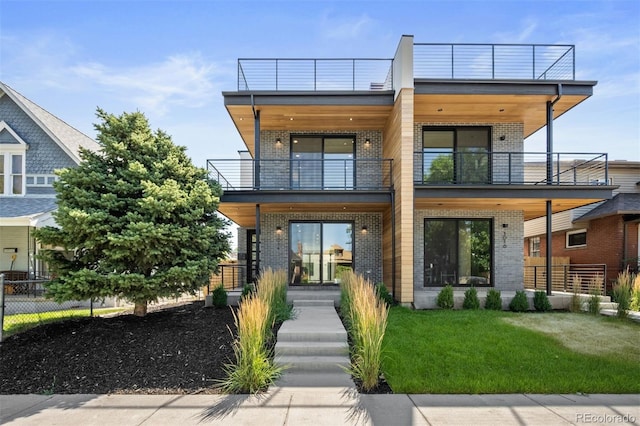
[34, 109, 230, 316]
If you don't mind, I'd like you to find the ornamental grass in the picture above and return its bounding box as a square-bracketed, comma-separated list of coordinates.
[340, 271, 389, 391]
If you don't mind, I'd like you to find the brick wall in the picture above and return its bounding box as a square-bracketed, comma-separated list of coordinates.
[260, 212, 383, 284]
[414, 209, 524, 291]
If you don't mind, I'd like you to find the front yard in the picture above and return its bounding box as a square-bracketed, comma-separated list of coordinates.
[382, 308, 640, 394]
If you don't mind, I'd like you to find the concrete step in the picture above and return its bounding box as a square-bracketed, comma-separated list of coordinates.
[274, 371, 355, 388]
[277, 329, 348, 342]
[275, 354, 351, 372]
[275, 340, 349, 356]
[293, 299, 335, 307]
[287, 290, 341, 306]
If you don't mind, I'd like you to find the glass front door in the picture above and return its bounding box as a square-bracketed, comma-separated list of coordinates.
[289, 221, 353, 285]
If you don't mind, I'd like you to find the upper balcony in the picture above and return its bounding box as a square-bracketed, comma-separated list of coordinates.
[207, 158, 393, 191]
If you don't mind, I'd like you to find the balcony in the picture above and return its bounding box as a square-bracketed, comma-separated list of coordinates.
[207, 158, 393, 191]
[414, 43, 575, 81]
[414, 152, 608, 186]
[237, 58, 394, 91]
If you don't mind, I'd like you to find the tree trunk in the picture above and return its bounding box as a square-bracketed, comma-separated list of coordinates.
[133, 302, 147, 317]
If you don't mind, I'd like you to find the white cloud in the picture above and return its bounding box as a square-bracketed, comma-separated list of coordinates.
[319, 12, 375, 40]
[71, 54, 219, 115]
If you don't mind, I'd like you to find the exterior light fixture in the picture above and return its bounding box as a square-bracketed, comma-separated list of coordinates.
[276, 226, 283, 235]
[499, 135, 506, 141]
[364, 138, 371, 147]
[361, 226, 368, 234]
[275, 138, 282, 146]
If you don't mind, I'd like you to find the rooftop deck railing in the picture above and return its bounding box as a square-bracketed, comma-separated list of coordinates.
[414, 152, 608, 185]
[414, 43, 575, 80]
[207, 158, 393, 191]
[237, 58, 394, 91]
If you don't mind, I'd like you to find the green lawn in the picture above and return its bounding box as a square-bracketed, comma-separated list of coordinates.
[382, 308, 640, 394]
[3, 308, 126, 337]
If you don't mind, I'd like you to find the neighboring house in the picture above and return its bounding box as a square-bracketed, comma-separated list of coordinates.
[0, 82, 99, 279]
[208, 35, 615, 307]
[524, 160, 640, 287]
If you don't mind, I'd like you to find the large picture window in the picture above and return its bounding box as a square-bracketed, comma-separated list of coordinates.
[289, 221, 353, 285]
[424, 218, 492, 286]
[422, 127, 490, 184]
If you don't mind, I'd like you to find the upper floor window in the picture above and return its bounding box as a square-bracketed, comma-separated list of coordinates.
[0, 122, 28, 196]
[422, 127, 490, 184]
[0, 153, 25, 195]
[566, 229, 587, 248]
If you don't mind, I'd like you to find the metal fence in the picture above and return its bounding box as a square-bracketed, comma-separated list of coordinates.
[0, 274, 203, 342]
[524, 264, 607, 294]
[414, 43, 575, 80]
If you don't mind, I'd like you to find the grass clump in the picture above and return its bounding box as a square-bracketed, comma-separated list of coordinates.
[587, 276, 603, 315]
[509, 290, 529, 312]
[219, 295, 281, 393]
[255, 268, 291, 325]
[484, 289, 502, 311]
[462, 287, 480, 310]
[612, 269, 633, 319]
[569, 275, 583, 313]
[340, 271, 389, 391]
[436, 284, 454, 309]
[533, 291, 552, 312]
[3, 307, 125, 337]
[631, 274, 640, 312]
[211, 285, 228, 308]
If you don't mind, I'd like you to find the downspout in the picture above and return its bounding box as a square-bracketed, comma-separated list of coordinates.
[545, 84, 562, 296]
[252, 94, 261, 276]
[391, 188, 396, 300]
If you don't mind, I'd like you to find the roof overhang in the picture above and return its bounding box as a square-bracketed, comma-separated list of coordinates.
[222, 91, 394, 155]
[414, 79, 596, 138]
[414, 184, 616, 220]
[0, 210, 55, 227]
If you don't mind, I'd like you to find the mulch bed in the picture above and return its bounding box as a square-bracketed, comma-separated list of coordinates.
[0, 301, 392, 394]
[0, 301, 236, 394]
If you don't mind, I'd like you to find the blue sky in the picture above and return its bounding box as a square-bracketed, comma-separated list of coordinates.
[1, 0, 638, 165]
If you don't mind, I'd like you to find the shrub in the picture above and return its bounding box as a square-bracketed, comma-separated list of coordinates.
[612, 270, 633, 319]
[436, 285, 454, 309]
[211, 285, 228, 308]
[219, 295, 281, 393]
[240, 283, 254, 301]
[462, 287, 480, 310]
[375, 282, 395, 306]
[509, 290, 529, 312]
[485, 289, 502, 311]
[340, 271, 388, 392]
[630, 275, 640, 312]
[533, 291, 552, 312]
[587, 277, 602, 315]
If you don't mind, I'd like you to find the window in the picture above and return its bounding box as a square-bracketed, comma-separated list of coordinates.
[566, 229, 587, 248]
[291, 135, 355, 189]
[529, 237, 541, 257]
[422, 127, 490, 184]
[424, 218, 492, 286]
[1, 153, 25, 195]
[289, 221, 353, 285]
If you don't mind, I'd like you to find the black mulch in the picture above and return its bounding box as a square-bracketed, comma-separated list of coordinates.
[0, 301, 393, 394]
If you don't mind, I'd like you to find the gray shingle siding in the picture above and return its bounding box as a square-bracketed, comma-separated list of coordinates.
[0, 95, 77, 174]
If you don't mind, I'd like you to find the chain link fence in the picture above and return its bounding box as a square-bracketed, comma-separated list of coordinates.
[0, 274, 204, 342]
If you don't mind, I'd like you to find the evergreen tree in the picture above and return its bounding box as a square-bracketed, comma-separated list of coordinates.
[35, 109, 230, 316]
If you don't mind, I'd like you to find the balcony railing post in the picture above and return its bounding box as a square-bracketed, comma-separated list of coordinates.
[275, 59, 279, 91]
[532, 45, 536, 79]
[314, 59, 317, 91]
[491, 45, 495, 79]
[352, 59, 356, 91]
[450, 45, 454, 78]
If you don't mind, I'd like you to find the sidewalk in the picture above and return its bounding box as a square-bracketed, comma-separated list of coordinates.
[1, 391, 638, 425]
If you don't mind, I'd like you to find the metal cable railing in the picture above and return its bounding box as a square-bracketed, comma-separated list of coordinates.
[414, 43, 575, 80]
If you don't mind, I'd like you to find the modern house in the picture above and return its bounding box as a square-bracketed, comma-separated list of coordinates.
[0, 82, 99, 282]
[524, 160, 639, 290]
[208, 35, 616, 308]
